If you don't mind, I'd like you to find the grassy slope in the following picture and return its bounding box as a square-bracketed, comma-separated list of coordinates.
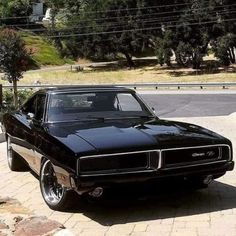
[21, 32, 74, 67]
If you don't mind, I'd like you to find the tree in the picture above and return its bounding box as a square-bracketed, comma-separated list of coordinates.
[0, 29, 31, 107]
[155, 30, 174, 66]
[45, 0, 236, 68]
[0, 0, 33, 25]
[60, 0, 164, 67]
[212, 34, 236, 66]
[44, 0, 64, 30]
[210, 0, 236, 66]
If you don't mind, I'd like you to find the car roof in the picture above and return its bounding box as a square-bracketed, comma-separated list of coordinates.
[41, 86, 134, 94]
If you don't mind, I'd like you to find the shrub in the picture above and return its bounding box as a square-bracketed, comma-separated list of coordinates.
[0, 89, 34, 121]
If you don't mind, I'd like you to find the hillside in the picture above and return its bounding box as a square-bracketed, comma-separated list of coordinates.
[21, 32, 74, 68]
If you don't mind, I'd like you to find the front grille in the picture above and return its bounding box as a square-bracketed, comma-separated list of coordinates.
[162, 145, 230, 168]
[79, 151, 159, 175]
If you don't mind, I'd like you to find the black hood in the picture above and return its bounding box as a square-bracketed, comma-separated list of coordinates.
[46, 118, 228, 155]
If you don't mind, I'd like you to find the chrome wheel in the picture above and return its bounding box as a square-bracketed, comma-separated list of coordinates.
[40, 160, 65, 206]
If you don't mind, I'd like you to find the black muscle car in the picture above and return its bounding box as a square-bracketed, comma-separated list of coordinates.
[2, 86, 234, 210]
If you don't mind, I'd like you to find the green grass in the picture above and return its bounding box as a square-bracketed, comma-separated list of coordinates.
[21, 32, 74, 68]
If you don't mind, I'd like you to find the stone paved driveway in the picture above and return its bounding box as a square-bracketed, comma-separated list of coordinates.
[0, 115, 236, 236]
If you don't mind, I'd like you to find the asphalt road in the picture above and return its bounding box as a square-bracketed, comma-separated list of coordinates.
[140, 92, 236, 118]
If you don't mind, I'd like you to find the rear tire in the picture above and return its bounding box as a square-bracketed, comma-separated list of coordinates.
[6, 136, 27, 171]
[40, 159, 78, 211]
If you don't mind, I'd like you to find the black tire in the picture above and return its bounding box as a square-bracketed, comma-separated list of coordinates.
[6, 136, 27, 171]
[40, 159, 78, 211]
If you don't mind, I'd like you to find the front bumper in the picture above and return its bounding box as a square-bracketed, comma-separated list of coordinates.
[75, 161, 234, 189]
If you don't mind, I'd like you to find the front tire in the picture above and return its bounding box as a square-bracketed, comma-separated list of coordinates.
[6, 137, 26, 171]
[40, 159, 77, 211]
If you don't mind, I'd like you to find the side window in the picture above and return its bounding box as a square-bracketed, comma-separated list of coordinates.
[116, 94, 143, 111]
[35, 94, 46, 121]
[22, 95, 37, 115]
[22, 94, 46, 121]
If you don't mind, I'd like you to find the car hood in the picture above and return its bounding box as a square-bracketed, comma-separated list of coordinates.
[46, 118, 228, 155]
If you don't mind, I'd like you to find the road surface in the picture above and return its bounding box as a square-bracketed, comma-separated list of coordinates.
[139, 92, 236, 118]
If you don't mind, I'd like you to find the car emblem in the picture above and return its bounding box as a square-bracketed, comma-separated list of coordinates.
[192, 152, 205, 158]
[206, 151, 215, 157]
[192, 151, 215, 158]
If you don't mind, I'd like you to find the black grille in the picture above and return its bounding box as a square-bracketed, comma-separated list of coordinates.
[163, 146, 227, 168]
[79, 151, 159, 174]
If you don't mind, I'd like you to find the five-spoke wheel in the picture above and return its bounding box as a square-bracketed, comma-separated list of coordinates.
[40, 159, 76, 211]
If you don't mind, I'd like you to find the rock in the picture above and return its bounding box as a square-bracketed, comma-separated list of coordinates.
[14, 216, 65, 236]
[0, 221, 8, 230]
[13, 216, 24, 224]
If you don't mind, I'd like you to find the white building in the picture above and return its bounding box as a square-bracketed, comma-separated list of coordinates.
[29, 1, 44, 23]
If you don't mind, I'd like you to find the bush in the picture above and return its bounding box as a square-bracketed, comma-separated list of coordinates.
[0, 89, 34, 121]
[3, 89, 34, 107]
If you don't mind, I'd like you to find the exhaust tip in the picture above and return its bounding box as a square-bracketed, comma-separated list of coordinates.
[88, 187, 104, 198]
[203, 175, 214, 185]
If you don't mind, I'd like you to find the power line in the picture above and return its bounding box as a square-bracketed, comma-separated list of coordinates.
[42, 18, 236, 38]
[0, 13, 45, 20]
[64, 3, 236, 24]
[0, 1, 235, 21]
[18, 9, 236, 33]
[0, 1, 205, 20]
[81, 2, 201, 14]
[2, 3, 236, 29]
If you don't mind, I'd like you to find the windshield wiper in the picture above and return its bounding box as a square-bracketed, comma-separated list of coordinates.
[137, 115, 156, 119]
[75, 115, 156, 122]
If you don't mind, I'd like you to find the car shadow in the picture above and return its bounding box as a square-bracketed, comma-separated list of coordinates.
[67, 180, 236, 226]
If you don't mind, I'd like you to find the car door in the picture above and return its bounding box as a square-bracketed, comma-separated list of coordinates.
[31, 93, 47, 173]
[12, 94, 38, 168]
[18, 93, 46, 171]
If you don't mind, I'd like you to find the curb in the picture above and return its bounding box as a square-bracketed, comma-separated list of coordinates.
[229, 112, 236, 117]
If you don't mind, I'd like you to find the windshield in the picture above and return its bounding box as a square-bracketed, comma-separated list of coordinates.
[47, 91, 153, 122]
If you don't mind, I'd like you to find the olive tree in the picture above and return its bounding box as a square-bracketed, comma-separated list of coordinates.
[0, 29, 31, 107]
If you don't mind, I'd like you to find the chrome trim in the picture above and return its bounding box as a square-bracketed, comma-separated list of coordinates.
[219, 147, 223, 160]
[161, 144, 230, 152]
[161, 144, 231, 170]
[77, 144, 231, 176]
[80, 169, 156, 177]
[79, 149, 160, 160]
[77, 149, 161, 175]
[162, 160, 228, 171]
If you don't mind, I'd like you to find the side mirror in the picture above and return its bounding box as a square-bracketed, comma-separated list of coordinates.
[26, 112, 35, 120]
[152, 107, 156, 114]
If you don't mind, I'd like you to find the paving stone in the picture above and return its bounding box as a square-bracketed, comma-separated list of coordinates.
[171, 229, 198, 236]
[0, 222, 8, 230]
[79, 228, 107, 236]
[133, 223, 148, 232]
[14, 216, 64, 236]
[106, 224, 134, 236]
